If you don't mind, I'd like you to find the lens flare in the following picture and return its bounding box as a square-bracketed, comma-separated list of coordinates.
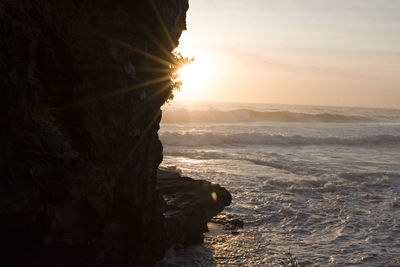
[211, 192, 218, 202]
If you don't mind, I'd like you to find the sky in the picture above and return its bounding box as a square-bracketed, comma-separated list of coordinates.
[173, 0, 400, 109]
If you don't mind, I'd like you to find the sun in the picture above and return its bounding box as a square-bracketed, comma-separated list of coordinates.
[177, 62, 202, 90]
[174, 49, 215, 100]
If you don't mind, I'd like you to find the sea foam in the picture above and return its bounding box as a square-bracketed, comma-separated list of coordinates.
[162, 108, 376, 123]
[160, 132, 400, 147]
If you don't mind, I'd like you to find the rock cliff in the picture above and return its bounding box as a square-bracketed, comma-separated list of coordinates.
[0, 0, 190, 265]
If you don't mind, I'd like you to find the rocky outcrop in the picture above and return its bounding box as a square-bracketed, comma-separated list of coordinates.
[0, 0, 188, 266]
[158, 167, 232, 247]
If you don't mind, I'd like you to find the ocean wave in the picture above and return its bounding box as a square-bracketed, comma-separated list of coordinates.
[160, 132, 400, 147]
[163, 149, 320, 176]
[162, 108, 375, 123]
[338, 171, 400, 181]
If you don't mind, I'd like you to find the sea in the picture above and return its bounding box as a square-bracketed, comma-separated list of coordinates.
[158, 101, 400, 266]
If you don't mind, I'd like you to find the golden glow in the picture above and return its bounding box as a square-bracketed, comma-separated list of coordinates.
[168, 0, 400, 109]
[174, 49, 217, 100]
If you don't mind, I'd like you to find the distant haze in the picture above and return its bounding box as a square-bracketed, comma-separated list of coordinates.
[175, 0, 400, 109]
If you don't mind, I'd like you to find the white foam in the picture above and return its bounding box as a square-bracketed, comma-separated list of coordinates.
[162, 108, 376, 123]
[160, 132, 400, 147]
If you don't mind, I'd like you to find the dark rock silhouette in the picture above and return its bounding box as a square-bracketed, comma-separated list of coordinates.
[158, 167, 232, 247]
[0, 0, 232, 266]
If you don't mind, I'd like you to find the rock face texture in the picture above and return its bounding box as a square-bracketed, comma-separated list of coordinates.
[0, 0, 189, 266]
[158, 167, 232, 247]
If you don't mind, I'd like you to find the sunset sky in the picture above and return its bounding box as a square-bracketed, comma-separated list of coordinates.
[174, 0, 400, 109]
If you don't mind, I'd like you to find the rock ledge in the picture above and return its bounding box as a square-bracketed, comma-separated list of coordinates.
[157, 167, 232, 247]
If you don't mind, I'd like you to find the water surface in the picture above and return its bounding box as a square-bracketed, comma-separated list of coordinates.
[160, 102, 400, 266]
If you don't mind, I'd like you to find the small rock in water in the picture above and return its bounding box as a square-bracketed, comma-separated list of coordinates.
[211, 214, 245, 231]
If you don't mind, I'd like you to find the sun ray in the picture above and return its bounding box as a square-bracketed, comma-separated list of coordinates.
[60, 75, 170, 110]
[36, 21, 182, 113]
[150, 0, 177, 50]
[98, 32, 172, 67]
[139, 25, 177, 63]
[45, 23, 183, 111]
[69, 21, 174, 68]
[135, 66, 172, 74]
[112, 108, 162, 182]
[141, 83, 172, 105]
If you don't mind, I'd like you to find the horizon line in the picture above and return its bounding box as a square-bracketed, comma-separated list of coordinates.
[167, 99, 400, 111]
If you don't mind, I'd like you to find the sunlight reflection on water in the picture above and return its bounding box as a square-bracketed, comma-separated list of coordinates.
[159, 103, 400, 266]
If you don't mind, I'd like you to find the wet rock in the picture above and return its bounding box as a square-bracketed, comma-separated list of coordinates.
[211, 214, 245, 231]
[158, 167, 232, 246]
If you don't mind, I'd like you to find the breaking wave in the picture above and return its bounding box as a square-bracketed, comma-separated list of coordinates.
[162, 108, 375, 123]
[160, 132, 400, 147]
